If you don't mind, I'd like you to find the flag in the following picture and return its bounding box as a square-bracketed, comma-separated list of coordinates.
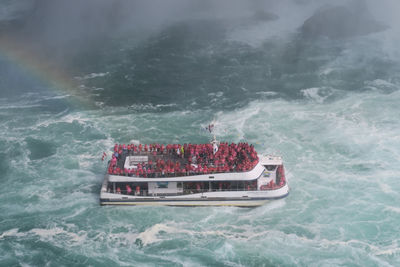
[213, 143, 218, 154]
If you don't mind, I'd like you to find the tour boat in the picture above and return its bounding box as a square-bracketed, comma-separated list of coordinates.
[100, 137, 289, 207]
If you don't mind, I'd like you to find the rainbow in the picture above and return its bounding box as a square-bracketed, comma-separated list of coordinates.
[0, 35, 94, 107]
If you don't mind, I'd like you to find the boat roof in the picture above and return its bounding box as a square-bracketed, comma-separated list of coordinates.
[260, 155, 283, 166]
[108, 162, 265, 183]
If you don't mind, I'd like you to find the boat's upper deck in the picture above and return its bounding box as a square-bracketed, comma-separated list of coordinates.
[107, 142, 259, 178]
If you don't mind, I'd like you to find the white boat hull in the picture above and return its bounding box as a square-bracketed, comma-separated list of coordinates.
[100, 183, 289, 207]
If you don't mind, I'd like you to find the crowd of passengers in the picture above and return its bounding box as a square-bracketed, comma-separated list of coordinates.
[107, 142, 259, 177]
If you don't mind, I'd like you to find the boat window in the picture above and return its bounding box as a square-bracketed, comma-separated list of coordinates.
[265, 165, 276, 171]
[177, 182, 182, 188]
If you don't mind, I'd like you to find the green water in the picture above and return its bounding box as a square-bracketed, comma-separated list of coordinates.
[1, 1, 400, 266]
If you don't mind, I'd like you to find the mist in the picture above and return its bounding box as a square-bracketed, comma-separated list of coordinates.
[1, 0, 400, 107]
[4, 0, 394, 53]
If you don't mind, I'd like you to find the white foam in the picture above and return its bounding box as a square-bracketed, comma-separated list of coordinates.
[0, 228, 25, 239]
[255, 91, 278, 97]
[133, 220, 400, 262]
[300, 87, 338, 104]
[77, 153, 98, 168]
[128, 103, 177, 112]
[155, 103, 177, 108]
[378, 182, 396, 195]
[384, 206, 400, 214]
[107, 231, 139, 247]
[41, 95, 71, 100]
[74, 72, 110, 80]
[30, 227, 66, 239]
[136, 223, 227, 246]
[365, 79, 399, 92]
[29, 227, 87, 244]
[214, 242, 240, 266]
[375, 247, 400, 256]
[319, 67, 337, 76]
[213, 103, 261, 141]
[0, 227, 86, 245]
[136, 223, 172, 246]
[33, 112, 91, 128]
[0, 104, 43, 110]
[208, 91, 224, 98]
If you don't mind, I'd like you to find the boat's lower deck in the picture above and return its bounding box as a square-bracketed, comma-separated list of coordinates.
[100, 183, 289, 207]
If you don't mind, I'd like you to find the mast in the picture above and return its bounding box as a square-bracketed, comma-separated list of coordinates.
[211, 134, 220, 154]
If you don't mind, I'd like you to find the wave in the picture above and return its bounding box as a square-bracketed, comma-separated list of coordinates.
[74, 72, 110, 80]
[300, 87, 341, 104]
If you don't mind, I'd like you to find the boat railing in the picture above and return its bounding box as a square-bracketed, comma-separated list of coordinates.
[109, 187, 260, 197]
[182, 188, 258, 194]
[113, 168, 258, 178]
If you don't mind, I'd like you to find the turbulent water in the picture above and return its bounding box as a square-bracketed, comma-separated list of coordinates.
[1, 1, 400, 266]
